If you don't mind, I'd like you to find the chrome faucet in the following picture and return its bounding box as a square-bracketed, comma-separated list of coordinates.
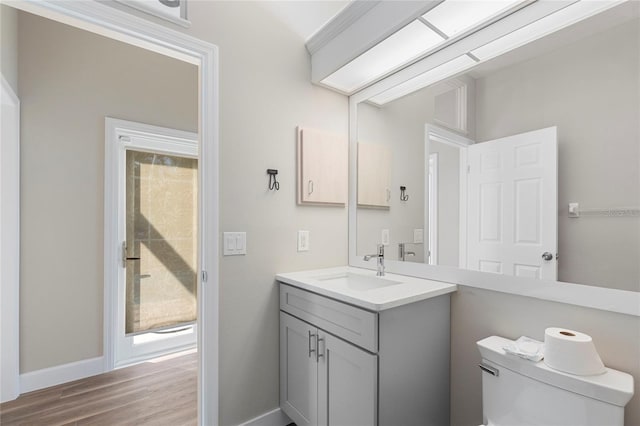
[364, 244, 385, 276]
[398, 242, 416, 262]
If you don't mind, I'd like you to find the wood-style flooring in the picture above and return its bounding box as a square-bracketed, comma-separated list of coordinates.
[0, 352, 197, 426]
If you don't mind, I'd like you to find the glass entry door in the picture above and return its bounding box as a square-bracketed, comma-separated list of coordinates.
[125, 150, 197, 334]
[113, 126, 199, 367]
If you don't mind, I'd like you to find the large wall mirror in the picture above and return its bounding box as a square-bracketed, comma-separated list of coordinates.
[353, 1, 639, 296]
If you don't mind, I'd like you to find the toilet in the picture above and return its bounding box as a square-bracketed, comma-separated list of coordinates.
[477, 336, 634, 426]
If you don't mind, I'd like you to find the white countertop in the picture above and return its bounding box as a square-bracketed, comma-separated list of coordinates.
[276, 266, 457, 311]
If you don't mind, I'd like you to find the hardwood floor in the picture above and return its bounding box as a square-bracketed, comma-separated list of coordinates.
[0, 352, 197, 426]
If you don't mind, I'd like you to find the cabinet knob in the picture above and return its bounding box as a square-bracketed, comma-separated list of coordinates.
[308, 180, 314, 196]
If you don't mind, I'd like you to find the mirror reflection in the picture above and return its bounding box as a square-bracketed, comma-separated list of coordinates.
[356, 3, 639, 292]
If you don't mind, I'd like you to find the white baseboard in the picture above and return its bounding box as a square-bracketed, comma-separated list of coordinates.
[20, 356, 105, 394]
[239, 407, 292, 426]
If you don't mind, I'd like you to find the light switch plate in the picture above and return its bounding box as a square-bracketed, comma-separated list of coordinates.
[298, 230, 310, 252]
[413, 229, 424, 244]
[223, 232, 246, 255]
[381, 229, 390, 246]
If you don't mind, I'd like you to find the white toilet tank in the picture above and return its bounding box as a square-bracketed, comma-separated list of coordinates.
[477, 336, 634, 426]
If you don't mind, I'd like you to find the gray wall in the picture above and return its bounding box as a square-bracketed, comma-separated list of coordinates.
[18, 3, 348, 425]
[177, 4, 348, 424]
[356, 86, 461, 266]
[18, 12, 198, 373]
[1, 4, 18, 92]
[430, 140, 460, 267]
[475, 18, 640, 292]
[450, 287, 640, 426]
[356, 96, 428, 262]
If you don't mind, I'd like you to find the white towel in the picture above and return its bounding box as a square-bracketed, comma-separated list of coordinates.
[503, 336, 544, 362]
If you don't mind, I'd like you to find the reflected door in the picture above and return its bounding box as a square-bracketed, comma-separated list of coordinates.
[466, 127, 557, 280]
[113, 125, 199, 367]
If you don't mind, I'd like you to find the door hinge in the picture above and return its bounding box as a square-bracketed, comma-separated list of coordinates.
[201, 270, 208, 282]
[467, 165, 471, 174]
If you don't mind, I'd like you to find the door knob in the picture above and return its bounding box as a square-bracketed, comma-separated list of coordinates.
[541, 252, 554, 261]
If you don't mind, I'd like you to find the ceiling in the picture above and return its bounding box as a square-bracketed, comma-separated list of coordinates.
[259, 0, 350, 41]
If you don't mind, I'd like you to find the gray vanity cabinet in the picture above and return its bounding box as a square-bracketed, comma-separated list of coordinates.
[279, 283, 451, 426]
[280, 312, 377, 426]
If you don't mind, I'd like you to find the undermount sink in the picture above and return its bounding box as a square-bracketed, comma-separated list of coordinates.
[314, 272, 402, 291]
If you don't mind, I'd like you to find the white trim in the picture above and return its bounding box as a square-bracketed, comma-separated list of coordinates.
[113, 0, 191, 29]
[105, 118, 198, 370]
[458, 147, 468, 269]
[20, 357, 105, 394]
[0, 74, 20, 403]
[239, 408, 292, 426]
[427, 153, 438, 265]
[305, 1, 379, 54]
[425, 123, 474, 148]
[6, 2, 219, 423]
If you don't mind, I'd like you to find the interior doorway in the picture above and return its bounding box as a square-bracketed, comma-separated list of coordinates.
[3, 3, 219, 424]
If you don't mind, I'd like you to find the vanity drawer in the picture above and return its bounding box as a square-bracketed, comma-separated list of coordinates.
[279, 283, 378, 352]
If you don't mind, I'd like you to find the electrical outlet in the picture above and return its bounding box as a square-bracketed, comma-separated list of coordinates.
[298, 230, 310, 252]
[381, 229, 390, 246]
[413, 229, 424, 244]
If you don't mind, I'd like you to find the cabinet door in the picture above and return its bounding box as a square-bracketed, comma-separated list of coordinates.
[280, 312, 318, 426]
[317, 332, 378, 426]
[357, 142, 391, 207]
[298, 127, 348, 205]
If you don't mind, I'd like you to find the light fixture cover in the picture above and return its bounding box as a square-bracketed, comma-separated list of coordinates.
[370, 55, 476, 105]
[422, 0, 524, 38]
[322, 20, 444, 93]
[471, 0, 623, 61]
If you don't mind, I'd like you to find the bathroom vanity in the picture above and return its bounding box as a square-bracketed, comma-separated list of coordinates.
[276, 267, 456, 426]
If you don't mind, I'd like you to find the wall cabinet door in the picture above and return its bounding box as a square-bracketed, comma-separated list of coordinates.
[281, 313, 378, 426]
[317, 332, 378, 426]
[280, 312, 318, 426]
[357, 142, 391, 207]
[298, 127, 347, 205]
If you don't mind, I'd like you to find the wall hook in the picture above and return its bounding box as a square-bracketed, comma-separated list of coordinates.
[267, 169, 280, 191]
[400, 186, 409, 201]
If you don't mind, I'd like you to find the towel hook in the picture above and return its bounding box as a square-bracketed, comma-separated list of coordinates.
[400, 186, 409, 201]
[267, 169, 279, 191]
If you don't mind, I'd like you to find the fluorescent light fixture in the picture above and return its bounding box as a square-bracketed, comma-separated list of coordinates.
[369, 55, 477, 105]
[423, 0, 524, 38]
[322, 20, 445, 93]
[471, 0, 625, 60]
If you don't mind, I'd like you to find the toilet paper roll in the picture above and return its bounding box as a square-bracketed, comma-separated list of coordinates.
[543, 327, 606, 376]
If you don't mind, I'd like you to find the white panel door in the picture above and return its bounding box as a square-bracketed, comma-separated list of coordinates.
[280, 312, 318, 426]
[317, 331, 377, 426]
[466, 127, 557, 280]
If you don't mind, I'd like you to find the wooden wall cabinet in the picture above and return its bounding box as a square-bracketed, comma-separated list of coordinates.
[357, 142, 391, 208]
[297, 127, 347, 205]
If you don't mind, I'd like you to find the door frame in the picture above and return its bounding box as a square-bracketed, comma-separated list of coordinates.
[427, 153, 438, 265]
[105, 118, 198, 369]
[0, 74, 20, 403]
[4, 2, 219, 424]
[424, 124, 474, 268]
